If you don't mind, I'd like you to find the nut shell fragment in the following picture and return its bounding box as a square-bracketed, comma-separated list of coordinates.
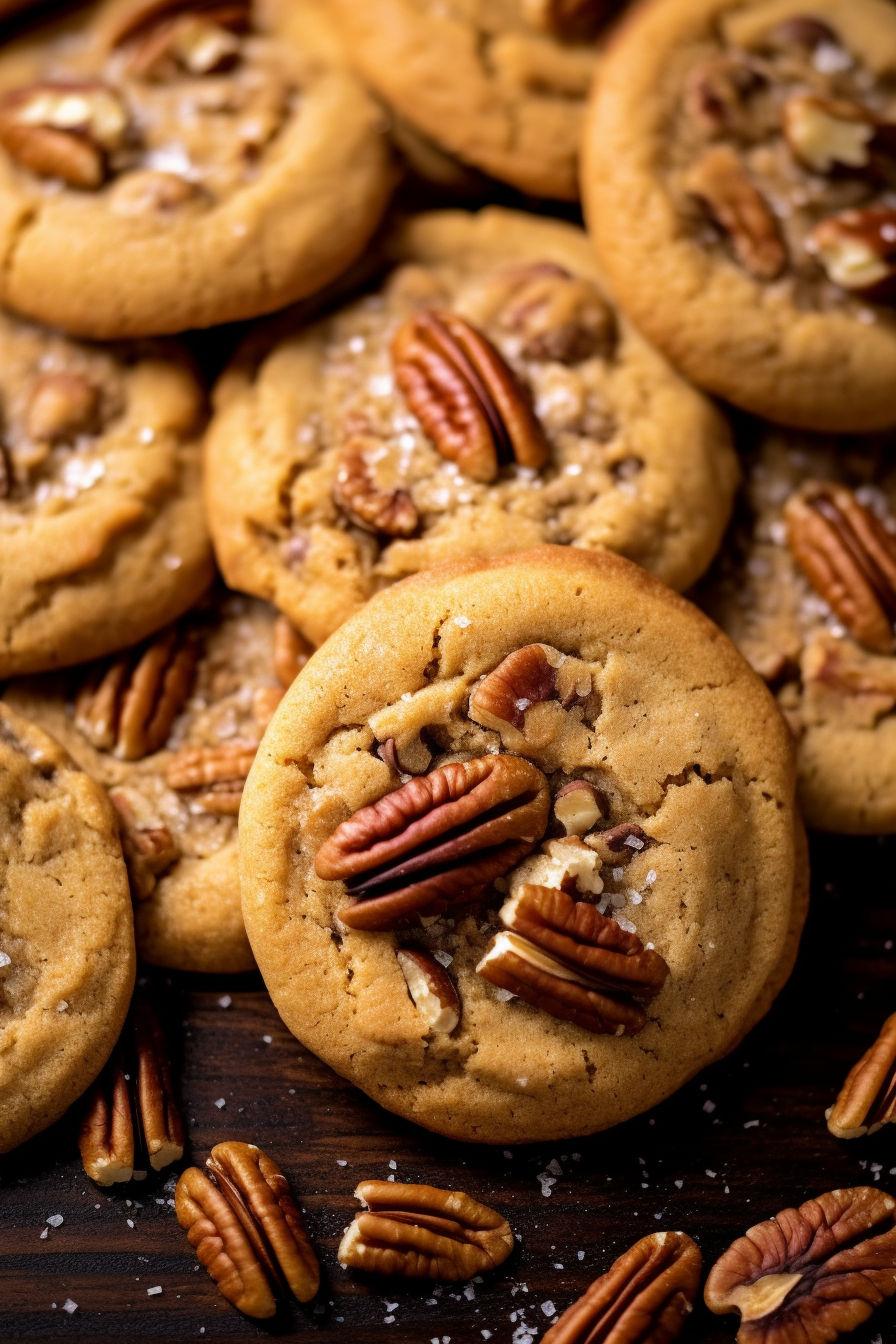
[827, 1011, 896, 1139]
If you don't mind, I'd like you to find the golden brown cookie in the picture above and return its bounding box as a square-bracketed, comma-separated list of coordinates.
[0, 704, 135, 1154]
[0, 0, 394, 338]
[239, 546, 804, 1143]
[584, 0, 896, 430]
[206, 209, 737, 648]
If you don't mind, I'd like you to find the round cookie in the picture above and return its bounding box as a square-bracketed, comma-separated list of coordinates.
[206, 208, 738, 647]
[331, 0, 610, 200]
[0, 704, 135, 1154]
[0, 0, 394, 338]
[0, 309, 213, 677]
[4, 590, 308, 974]
[239, 545, 803, 1144]
[699, 425, 896, 834]
[583, 0, 896, 431]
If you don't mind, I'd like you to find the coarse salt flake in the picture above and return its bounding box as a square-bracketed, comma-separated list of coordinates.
[541, 1301, 556, 1317]
[62, 1300, 77, 1314]
[433, 950, 453, 967]
[0, 951, 11, 967]
[147, 1286, 162, 1296]
[703, 1100, 716, 1113]
[454, 615, 471, 628]
[215, 1098, 226, 1109]
[57, 1001, 69, 1012]
[218, 995, 232, 1008]
[46, 1215, 63, 1227]
[262, 1035, 272, 1044]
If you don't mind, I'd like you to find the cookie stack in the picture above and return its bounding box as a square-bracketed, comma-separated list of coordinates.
[0, 0, 890, 1206]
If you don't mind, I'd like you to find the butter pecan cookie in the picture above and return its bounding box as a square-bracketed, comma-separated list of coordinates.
[206, 209, 737, 648]
[584, 0, 896, 430]
[239, 546, 804, 1143]
[699, 425, 896, 833]
[0, 0, 393, 338]
[0, 704, 135, 1154]
[332, 0, 612, 200]
[0, 310, 212, 677]
[4, 590, 307, 973]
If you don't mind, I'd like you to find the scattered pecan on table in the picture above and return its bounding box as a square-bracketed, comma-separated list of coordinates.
[827, 1010, 896, 1139]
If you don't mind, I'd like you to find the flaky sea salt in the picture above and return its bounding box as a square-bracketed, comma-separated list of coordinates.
[62, 1300, 77, 1314]
[453, 615, 471, 628]
[215, 1098, 226, 1109]
[46, 1215, 63, 1228]
[147, 1286, 162, 1297]
[0, 951, 10, 967]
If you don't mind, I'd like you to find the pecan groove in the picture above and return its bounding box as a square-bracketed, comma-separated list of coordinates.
[686, 146, 786, 280]
[76, 627, 198, 761]
[827, 1012, 896, 1139]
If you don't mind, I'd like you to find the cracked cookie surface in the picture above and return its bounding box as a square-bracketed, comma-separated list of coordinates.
[0, 308, 212, 677]
[0, 0, 393, 338]
[239, 545, 804, 1143]
[0, 703, 134, 1154]
[206, 209, 738, 648]
[584, 0, 896, 430]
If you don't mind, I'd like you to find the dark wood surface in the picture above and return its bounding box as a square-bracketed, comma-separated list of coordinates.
[1, 831, 895, 1342]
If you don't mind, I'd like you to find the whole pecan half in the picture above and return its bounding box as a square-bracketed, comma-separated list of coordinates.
[785, 482, 896, 654]
[76, 626, 199, 761]
[493, 263, 616, 364]
[315, 754, 550, 932]
[807, 208, 896, 296]
[26, 372, 99, 443]
[542, 1230, 702, 1344]
[686, 146, 786, 281]
[175, 1141, 319, 1318]
[110, 787, 180, 899]
[79, 996, 184, 1185]
[164, 740, 259, 815]
[334, 438, 419, 538]
[704, 1187, 896, 1344]
[338, 1181, 513, 1281]
[392, 309, 549, 483]
[469, 644, 591, 735]
[0, 82, 129, 189]
[827, 1012, 896, 1139]
[477, 884, 668, 1034]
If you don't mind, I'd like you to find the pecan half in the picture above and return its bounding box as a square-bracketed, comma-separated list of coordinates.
[542, 1230, 702, 1344]
[79, 997, 183, 1185]
[110, 787, 180, 899]
[396, 948, 460, 1033]
[785, 482, 896, 654]
[494, 264, 616, 364]
[337, 1181, 513, 1281]
[164, 740, 258, 814]
[175, 1141, 319, 1318]
[706, 1189, 896, 1344]
[684, 57, 763, 137]
[686, 146, 786, 281]
[807, 208, 896, 295]
[783, 96, 874, 174]
[26, 372, 99, 443]
[316, 755, 550, 932]
[827, 1012, 896, 1139]
[469, 644, 591, 735]
[478, 883, 668, 1034]
[274, 615, 313, 689]
[76, 627, 199, 761]
[0, 82, 128, 188]
[392, 310, 549, 483]
[334, 438, 419, 538]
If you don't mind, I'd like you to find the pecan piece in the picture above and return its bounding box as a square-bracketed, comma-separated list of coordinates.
[686, 146, 786, 281]
[477, 883, 668, 1034]
[767, 16, 839, 49]
[807, 208, 896, 295]
[542, 1230, 702, 1344]
[684, 57, 763, 137]
[705, 1188, 896, 1344]
[827, 1012, 896, 1139]
[126, 13, 244, 79]
[785, 482, 896, 654]
[334, 438, 418, 538]
[26, 372, 99, 443]
[76, 626, 199, 760]
[392, 309, 549, 483]
[554, 781, 604, 836]
[164, 740, 258, 814]
[0, 82, 129, 189]
[469, 644, 591, 735]
[337, 1181, 513, 1281]
[522, 0, 609, 39]
[783, 96, 874, 174]
[274, 615, 313, 689]
[110, 787, 180, 899]
[79, 997, 183, 1185]
[175, 1141, 319, 1318]
[316, 755, 550, 932]
[586, 821, 651, 865]
[396, 948, 460, 1033]
[494, 263, 616, 363]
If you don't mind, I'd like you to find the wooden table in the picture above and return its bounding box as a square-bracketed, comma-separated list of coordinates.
[1, 831, 894, 1342]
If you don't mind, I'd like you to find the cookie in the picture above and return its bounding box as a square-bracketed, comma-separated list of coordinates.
[206, 208, 738, 648]
[583, 0, 896, 431]
[4, 591, 306, 974]
[331, 0, 609, 199]
[0, 0, 394, 338]
[0, 310, 213, 677]
[699, 425, 896, 834]
[239, 545, 803, 1144]
[0, 704, 135, 1154]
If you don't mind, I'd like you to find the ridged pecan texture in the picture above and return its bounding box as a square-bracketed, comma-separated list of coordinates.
[827, 1011, 896, 1139]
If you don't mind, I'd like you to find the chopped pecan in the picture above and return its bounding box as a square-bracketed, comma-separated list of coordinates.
[392, 309, 549, 483]
[164, 740, 258, 814]
[783, 96, 874, 174]
[274, 615, 313, 689]
[705, 1187, 896, 1344]
[0, 82, 129, 188]
[106, 0, 249, 50]
[79, 997, 184, 1185]
[494, 264, 616, 364]
[589, 821, 651, 862]
[337, 1181, 513, 1281]
[76, 627, 199, 760]
[767, 16, 839, 49]
[110, 787, 180, 899]
[315, 755, 550, 932]
[522, 0, 609, 39]
[477, 883, 668, 1034]
[785, 482, 896, 654]
[542, 1230, 702, 1344]
[469, 644, 591, 736]
[553, 781, 604, 836]
[827, 1012, 896, 1139]
[126, 13, 244, 79]
[807, 208, 896, 295]
[334, 438, 419, 538]
[175, 1141, 319, 1318]
[26, 372, 99, 443]
[686, 146, 786, 281]
[684, 57, 763, 137]
[396, 949, 460, 1033]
